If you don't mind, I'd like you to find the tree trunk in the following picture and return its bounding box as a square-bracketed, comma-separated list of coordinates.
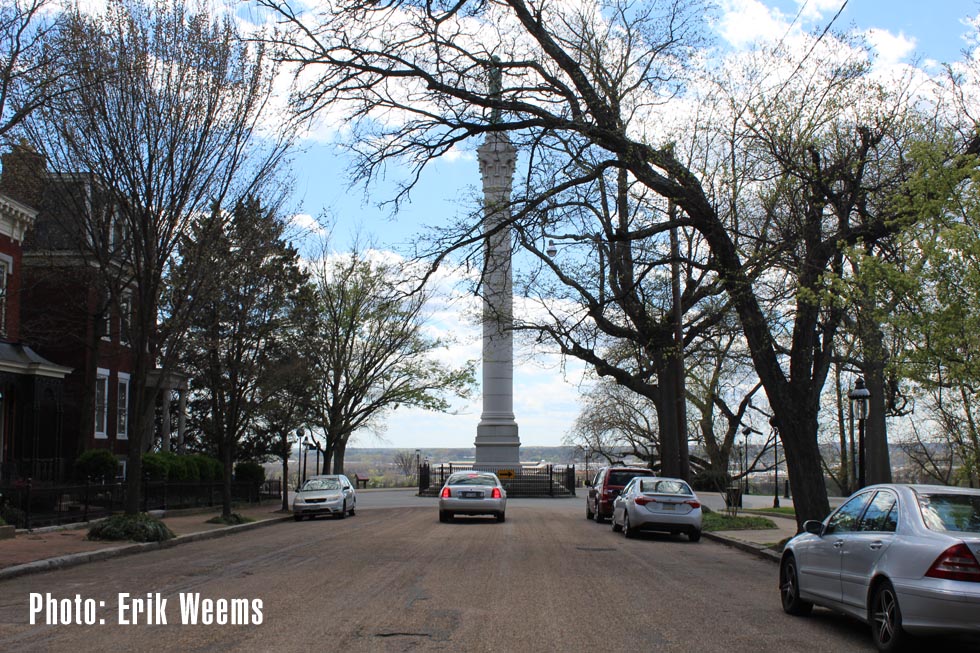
[221, 439, 233, 519]
[774, 407, 832, 532]
[862, 359, 892, 486]
[280, 432, 290, 512]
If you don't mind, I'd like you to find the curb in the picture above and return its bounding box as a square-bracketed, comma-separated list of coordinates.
[0, 514, 293, 582]
[703, 531, 781, 563]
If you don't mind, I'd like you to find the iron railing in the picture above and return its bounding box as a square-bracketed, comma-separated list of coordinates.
[0, 478, 283, 530]
[418, 463, 576, 498]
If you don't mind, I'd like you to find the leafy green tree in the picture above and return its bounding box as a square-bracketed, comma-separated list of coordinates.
[176, 197, 309, 518]
[303, 249, 475, 473]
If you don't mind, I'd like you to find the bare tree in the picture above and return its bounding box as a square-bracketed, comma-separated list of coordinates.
[392, 450, 418, 478]
[259, 0, 972, 526]
[25, 0, 293, 514]
[0, 0, 61, 136]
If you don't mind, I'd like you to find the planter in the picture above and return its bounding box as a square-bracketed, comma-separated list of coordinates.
[0, 525, 14, 540]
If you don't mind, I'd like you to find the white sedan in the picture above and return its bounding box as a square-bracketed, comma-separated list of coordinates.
[438, 472, 507, 522]
[780, 484, 980, 651]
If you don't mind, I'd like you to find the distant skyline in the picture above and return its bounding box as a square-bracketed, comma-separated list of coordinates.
[281, 0, 980, 450]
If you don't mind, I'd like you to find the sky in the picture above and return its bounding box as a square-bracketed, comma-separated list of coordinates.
[276, 0, 980, 451]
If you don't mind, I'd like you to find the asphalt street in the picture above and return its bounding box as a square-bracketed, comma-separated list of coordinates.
[0, 497, 878, 653]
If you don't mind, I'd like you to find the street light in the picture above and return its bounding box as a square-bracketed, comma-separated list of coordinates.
[770, 417, 780, 509]
[741, 427, 750, 496]
[849, 377, 871, 489]
[297, 427, 306, 487]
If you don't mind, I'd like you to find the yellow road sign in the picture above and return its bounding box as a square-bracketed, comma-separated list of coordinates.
[496, 469, 516, 479]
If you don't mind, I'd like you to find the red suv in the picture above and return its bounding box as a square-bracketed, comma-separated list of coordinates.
[586, 466, 655, 522]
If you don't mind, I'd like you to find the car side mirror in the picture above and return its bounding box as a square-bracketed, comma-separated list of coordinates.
[803, 520, 824, 536]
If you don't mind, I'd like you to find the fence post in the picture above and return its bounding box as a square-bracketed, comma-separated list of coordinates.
[25, 477, 32, 530]
[83, 476, 90, 522]
[548, 464, 554, 497]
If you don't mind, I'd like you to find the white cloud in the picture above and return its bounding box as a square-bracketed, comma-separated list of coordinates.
[864, 28, 917, 68]
[716, 0, 791, 49]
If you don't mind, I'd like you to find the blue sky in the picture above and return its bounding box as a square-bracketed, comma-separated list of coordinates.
[281, 0, 980, 450]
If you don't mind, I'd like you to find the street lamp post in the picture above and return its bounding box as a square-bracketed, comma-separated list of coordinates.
[771, 423, 780, 509]
[296, 427, 305, 488]
[849, 377, 871, 489]
[302, 435, 310, 486]
[741, 428, 750, 496]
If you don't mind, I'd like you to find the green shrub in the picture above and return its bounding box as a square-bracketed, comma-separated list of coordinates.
[141, 452, 170, 480]
[167, 455, 194, 481]
[74, 449, 120, 483]
[187, 454, 222, 481]
[87, 514, 175, 542]
[0, 503, 25, 528]
[234, 461, 265, 487]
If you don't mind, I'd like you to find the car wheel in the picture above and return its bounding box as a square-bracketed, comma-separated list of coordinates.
[439, 510, 449, 523]
[349, 504, 356, 517]
[611, 513, 622, 532]
[496, 512, 505, 523]
[871, 580, 908, 652]
[623, 513, 636, 539]
[293, 514, 302, 522]
[594, 501, 606, 523]
[688, 529, 701, 542]
[585, 499, 594, 520]
[337, 501, 347, 519]
[779, 555, 813, 616]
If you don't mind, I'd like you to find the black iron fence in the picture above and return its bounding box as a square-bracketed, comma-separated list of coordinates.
[0, 478, 282, 530]
[418, 463, 576, 498]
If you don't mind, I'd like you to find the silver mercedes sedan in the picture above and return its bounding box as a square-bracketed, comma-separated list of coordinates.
[610, 477, 702, 541]
[780, 484, 980, 651]
[438, 471, 507, 522]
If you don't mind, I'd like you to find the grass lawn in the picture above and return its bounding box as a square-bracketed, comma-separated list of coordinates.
[744, 506, 797, 517]
[702, 511, 777, 532]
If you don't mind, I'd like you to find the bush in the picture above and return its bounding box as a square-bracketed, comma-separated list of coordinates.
[0, 503, 25, 528]
[188, 454, 222, 481]
[141, 452, 170, 480]
[167, 454, 194, 481]
[206, 513, 254, 525]
[88, 513, 175, 542]
[74, 449, 120, 483]
[234, 461, 265, 488]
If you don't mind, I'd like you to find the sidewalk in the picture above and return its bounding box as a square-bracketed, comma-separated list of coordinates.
[0, 502, 290, 581]
[705, 512, 800, 563]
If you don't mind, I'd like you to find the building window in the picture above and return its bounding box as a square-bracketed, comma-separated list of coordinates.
[0, 260, 8, 339]
[95, 368, 109, 438]
[119, 293, 132, 346]
[117, 373, 129, 440]
[99, 292, 111, 341]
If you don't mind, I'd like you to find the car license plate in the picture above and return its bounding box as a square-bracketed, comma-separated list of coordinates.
[462, 491, 481, 499]
[661, 503, 675, 510]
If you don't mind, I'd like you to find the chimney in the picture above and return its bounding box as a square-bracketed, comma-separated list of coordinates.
[0, 140, 46, 209]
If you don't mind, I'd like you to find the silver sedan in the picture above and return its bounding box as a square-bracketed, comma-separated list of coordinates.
[610, 477, 702, 541]
[438, 472, 507, 522]
[292, 475, 357, 520]
[780, 484, 980, 651]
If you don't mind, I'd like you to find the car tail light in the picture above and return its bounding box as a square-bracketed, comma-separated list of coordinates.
[440, 487, 451, 498]
[925, 543, 980, 582]
[685, 500, 701, 509]
[635, 496, 654, 505]
[491, 488, 502, 499]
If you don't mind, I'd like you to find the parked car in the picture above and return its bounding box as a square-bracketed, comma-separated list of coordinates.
[779, 484, 980, 651]
[292, 474, 357, 521]
[438, 471, 507, 522]
[586, 466, 656, 522]
[610, 477, 702, 541]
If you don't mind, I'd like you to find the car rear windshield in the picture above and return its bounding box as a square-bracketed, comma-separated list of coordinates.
[608, 470, 653, 486]
[917, 493, 980, 533]
[448, 474, 497, 486]
[639, 479, 692, 495]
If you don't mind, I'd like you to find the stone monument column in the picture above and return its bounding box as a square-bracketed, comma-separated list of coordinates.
[474, 132, 520, 466]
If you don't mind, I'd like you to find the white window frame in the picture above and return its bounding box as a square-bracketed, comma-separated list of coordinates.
[0, 256, 9, 339]
[119, 293, 132, 347]
[117, 372, 130, 440]
[95, 368, 109, 439]
[100, 291, 111, 342]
